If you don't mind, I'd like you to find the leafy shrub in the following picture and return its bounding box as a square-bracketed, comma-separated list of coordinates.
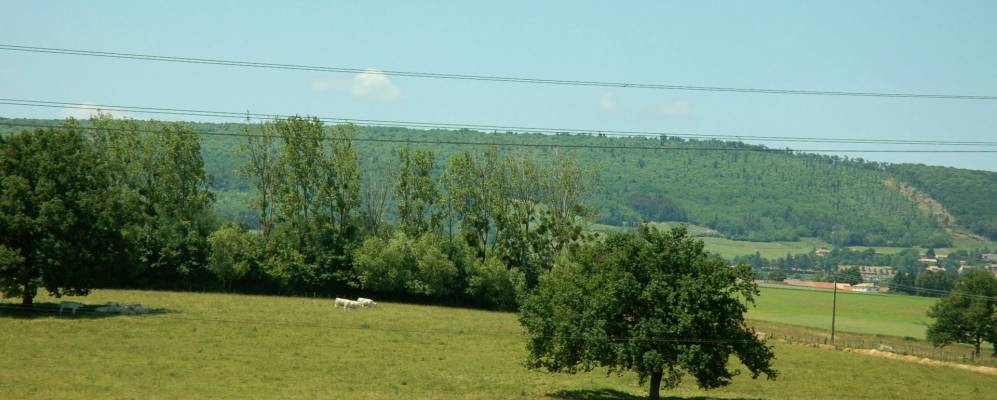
[466, 256, 525, 310]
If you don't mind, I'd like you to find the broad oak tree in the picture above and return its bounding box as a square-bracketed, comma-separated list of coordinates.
[0, 125, 126, 306]
[519, 225, 776, 400]
[926, 269, 997, 359]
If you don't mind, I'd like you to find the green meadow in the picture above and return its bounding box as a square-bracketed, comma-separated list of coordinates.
[749, 286, 936, 339]
[588, 223, 831, 259]
[2, 289, 994, 399]
[699, 237, 831, 259]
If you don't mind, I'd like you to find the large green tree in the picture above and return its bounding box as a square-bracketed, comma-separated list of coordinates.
[240, 117, 363, 291]
[926, 269, 997, 359]
[395, 146, 440, 237]
[239, 118, 283, 238]
[519, 225, 776, 400]
[0, 125, 127, 305]
[93, 116, 215, 288]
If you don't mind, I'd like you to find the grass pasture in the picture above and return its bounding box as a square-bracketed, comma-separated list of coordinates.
[750, 286, 936, 339]
[698, 237, 831, 259]
[2, 289, 995, 399]
[588, 223, 831, 259]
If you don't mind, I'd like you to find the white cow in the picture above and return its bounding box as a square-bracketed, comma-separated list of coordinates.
[59, 301, 85, 315]
[356, 297, 377, 308]
[334, 298, 351, 309]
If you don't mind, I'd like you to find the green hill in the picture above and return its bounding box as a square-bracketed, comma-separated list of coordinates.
[889, 163, 997, 241]
[4, 117, 995, 247]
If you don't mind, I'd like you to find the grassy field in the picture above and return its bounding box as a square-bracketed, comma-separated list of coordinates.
[2, 289, 994, 399]
[588, 223, 831, 259]
[847, 233, 997, 255]
[749, 286, 936, 339]
[699, 237, 831, 259]
[591, 221, 996, 260]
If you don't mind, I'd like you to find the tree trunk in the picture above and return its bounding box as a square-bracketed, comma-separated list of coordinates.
[20, 288, 33, 307]
[975, 338, 982, 360]
[648, 370, 663, 400]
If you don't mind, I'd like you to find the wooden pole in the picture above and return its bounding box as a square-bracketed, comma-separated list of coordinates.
[831, 274, 838, 346]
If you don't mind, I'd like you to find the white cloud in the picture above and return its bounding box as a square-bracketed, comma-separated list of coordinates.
[599, 91, 618, 113]
[351, 69, 400, 100]
[311, 69, 401, 101]
[653, 100, 690, 116]
[60, 102, 118, 120]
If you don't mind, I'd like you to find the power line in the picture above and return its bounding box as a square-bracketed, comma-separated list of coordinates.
[2, 44, 996, 101]
[6, 121, 997, 154]
[3, 98, 997, 150]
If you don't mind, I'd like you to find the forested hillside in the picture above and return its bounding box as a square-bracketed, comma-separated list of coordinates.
[3, 117, 991, 247]
[888, 163, 997, 241]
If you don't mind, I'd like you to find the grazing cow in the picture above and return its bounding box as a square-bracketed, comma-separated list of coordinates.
[357, 297, 376, 308]
[59, 301, 85, 315]
[334, 298, 363, 309]
[334, 298, 350, 309]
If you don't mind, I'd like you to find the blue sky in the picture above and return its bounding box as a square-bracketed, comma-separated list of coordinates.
[2, 1, 996, 171]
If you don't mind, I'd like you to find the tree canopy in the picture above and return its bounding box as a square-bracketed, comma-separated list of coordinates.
[518, 225, 776, 400]
[0, 125, 128, 305]
[926, 269, 997, 359]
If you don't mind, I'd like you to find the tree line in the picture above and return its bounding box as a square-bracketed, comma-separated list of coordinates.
[0, 116, 595, 309]
[3, 117, 977, 247]
[39, 118, 962, 248]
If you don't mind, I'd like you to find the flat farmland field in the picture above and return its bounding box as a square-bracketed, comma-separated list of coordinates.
[749, 286, 937, 339]
[1, 289, 994, 399]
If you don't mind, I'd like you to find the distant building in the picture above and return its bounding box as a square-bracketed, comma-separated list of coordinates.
[839, 265, 894, 284]
[926, 265, 946, 272]
[983, 253, 997, 262]
[861, 266, 893, 283]
[815, 247, 831, 256]
[852, 283, 881, 293]
[918, 258, 938, 264]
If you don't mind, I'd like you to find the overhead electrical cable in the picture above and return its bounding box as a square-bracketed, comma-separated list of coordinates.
[4, 121, 997, 154]
[2, 44, 996, 100]
[2, 98, 997, 149]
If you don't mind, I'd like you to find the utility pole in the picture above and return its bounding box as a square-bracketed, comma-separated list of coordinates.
[831, 273, 838, 346]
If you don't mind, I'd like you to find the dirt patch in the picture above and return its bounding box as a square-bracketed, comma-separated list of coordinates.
[883, 178, 955, 227]
[838, 347, 997, 376]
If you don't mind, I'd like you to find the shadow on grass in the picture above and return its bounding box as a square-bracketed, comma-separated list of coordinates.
[549, 388, 761, 400]
[0, 302, 177, 320]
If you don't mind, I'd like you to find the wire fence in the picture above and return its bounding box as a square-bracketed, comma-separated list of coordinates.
[757, 332, 995, 367]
